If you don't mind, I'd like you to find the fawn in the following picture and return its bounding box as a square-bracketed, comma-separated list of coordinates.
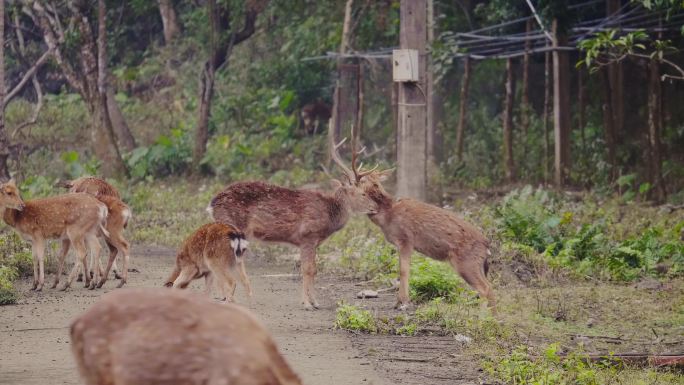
[164, 223, 251, 302]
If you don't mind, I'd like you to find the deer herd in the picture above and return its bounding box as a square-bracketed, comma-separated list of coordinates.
[2, 135, 496, 384]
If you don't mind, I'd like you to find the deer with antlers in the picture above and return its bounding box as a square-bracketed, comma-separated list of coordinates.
[0, 179, 108, 291]
[207, 141, 378, 310]
[339, 131, 496, 312]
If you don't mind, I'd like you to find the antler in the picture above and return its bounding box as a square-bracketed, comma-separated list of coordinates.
[350, 125, 378, 182]
[330, 136, 355, 183]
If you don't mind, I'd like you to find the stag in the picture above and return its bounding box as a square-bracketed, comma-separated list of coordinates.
[207, 140, 378, 309]
[345, 143, 496, 312]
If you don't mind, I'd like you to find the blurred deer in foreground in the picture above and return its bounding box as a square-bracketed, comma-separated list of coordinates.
[0, 179, 108, 291]
[71, 288, 302, 385]
[58, 176, 132, 287]
[164, 223, 252, 302]
[207, 140, 378, 310]
[346, 137, 496, 312]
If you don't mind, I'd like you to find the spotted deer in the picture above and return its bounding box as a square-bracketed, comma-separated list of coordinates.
[0, 179, 108, 291]
[345, 145, 496, 312]
[70, 288, 302, 385]
[207, 140, 378, 310]
[58, 176, 131, 285]
[164, 223, 252, 302]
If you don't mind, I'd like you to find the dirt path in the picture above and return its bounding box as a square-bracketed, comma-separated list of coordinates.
[0, 246, 389, 385]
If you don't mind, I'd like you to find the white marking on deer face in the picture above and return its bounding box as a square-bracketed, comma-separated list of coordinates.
[230, 237, 248, 257]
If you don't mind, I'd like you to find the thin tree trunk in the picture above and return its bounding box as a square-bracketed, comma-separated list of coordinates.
[97, 0, 127, 177]
[521, 18, 532, 138]
[607, 0, 624, 144]
[159, 0, 180, 44]
[455, 56, 471, 161]
[106, 86, 136, 152]
[0, 0, 9, 181]
[355, 62, 364, 140]
[328, 0, 354, 162]
[543, 50, 551, 184]
[600, 68, 617, 181]
[194, 65, 215, 168]
[552, 19, 571, 187]
[648, 60, 666, 202]
[426, 0, 436, 170]
[503, 57, 516, 182]
[578, 68, 585, 150]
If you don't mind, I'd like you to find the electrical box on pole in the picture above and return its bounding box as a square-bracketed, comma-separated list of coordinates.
[392, 49, 420, 82]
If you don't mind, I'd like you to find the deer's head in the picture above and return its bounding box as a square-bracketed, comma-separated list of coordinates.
[0, 179, 25, 211]
[330, 134, 379, 215]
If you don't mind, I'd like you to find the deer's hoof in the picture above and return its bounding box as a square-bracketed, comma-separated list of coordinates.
[116, 280, 126, 289]
[96, 281, 105, 289]
[35, 286, 43, 292]
[394, 302, 410, 311]
[114, 271, 123, 280]
[59, 285, 69, 292]
[76, 275, 83, 282]
[50, 282, 58, 289]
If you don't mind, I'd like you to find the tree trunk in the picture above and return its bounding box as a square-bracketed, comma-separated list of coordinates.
[97, 0, 127, 177]
[106, 86, 136, 152]
[503, 58, 516, 182]
[521, 18, 532, 138]
[0, 0, 9, 181]
[159, 0, 180, 44]
[328, 0, 354, 162]
[455, 56, 471, 161]
[193, 64, 215, 167]
[607, 0, 624, 144]
[648, 60, 666, 202]
[600, 68, 617, 180]
[543, 49, 551, 184]
[552, 19, 571, 187]
[426, 0, 436, 172]
[396, 0, 427, 200]
[578, 68, 585, 150]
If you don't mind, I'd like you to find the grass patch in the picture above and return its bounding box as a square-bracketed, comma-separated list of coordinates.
[335, 303, 377, 333]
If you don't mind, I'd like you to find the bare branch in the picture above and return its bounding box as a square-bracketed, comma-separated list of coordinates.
[11, 76, 44, 139]
[3, 48, 52, 108]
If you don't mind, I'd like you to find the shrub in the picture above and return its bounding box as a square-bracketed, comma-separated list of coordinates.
[0, 266, 18, 305]
[409, 257, 465, 303]
[335, 303, 377, 333]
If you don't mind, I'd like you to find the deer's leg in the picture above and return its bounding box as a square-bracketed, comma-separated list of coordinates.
[31, 238, 46, 291]
[300, 243, 319, 310]
[31, 243, 39, 290]
[396, 244, 413, 310]
[116, 239, 131, 289]
[98, 240, 119, 288]
[172, 266, 198, 289]
[85, 234, 102, 290]
[237, 259, 253, 298]
[203, 272, 214, 297]
[206, 259, 235, 302]
[450, 254, 496, 314]
[52, 239, 70, 289]
[62, 236, 88, 291]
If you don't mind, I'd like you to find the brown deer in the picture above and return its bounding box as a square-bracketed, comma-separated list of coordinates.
[0, 179, 108, 291]
[58, 176, 130, 283]
[207, 141, 378, 309]
[300, 100, 331, 135]
[164, 223, 252, 302]
[345, 154, 496, 312]
[70, 288, 302, 385]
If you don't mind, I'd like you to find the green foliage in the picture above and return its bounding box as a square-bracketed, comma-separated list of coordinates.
[485, 344, 602, 385]
[335, 303, 377, 333]
[0, 266, 18, 305]
[496, 186, 684, 281]
[409, 258, 466, 303]
[126, 127, 192, 179]
[60, 151, 99, 179]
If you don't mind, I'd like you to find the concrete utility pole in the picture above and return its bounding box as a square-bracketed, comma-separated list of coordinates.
[396, 0, 427, 200]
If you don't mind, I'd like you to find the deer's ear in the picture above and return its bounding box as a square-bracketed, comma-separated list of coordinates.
[376, 169, 394, 182]
[329, 179, 343, 189]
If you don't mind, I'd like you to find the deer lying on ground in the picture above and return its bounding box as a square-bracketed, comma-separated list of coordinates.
[58, 176, 131, 286]
[70, 288, 302, 385]
[0, 179, 107, 291]
[343, 144, 496, 312]
[164, 223, 252, 302]
[207, 141, 378, 309]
